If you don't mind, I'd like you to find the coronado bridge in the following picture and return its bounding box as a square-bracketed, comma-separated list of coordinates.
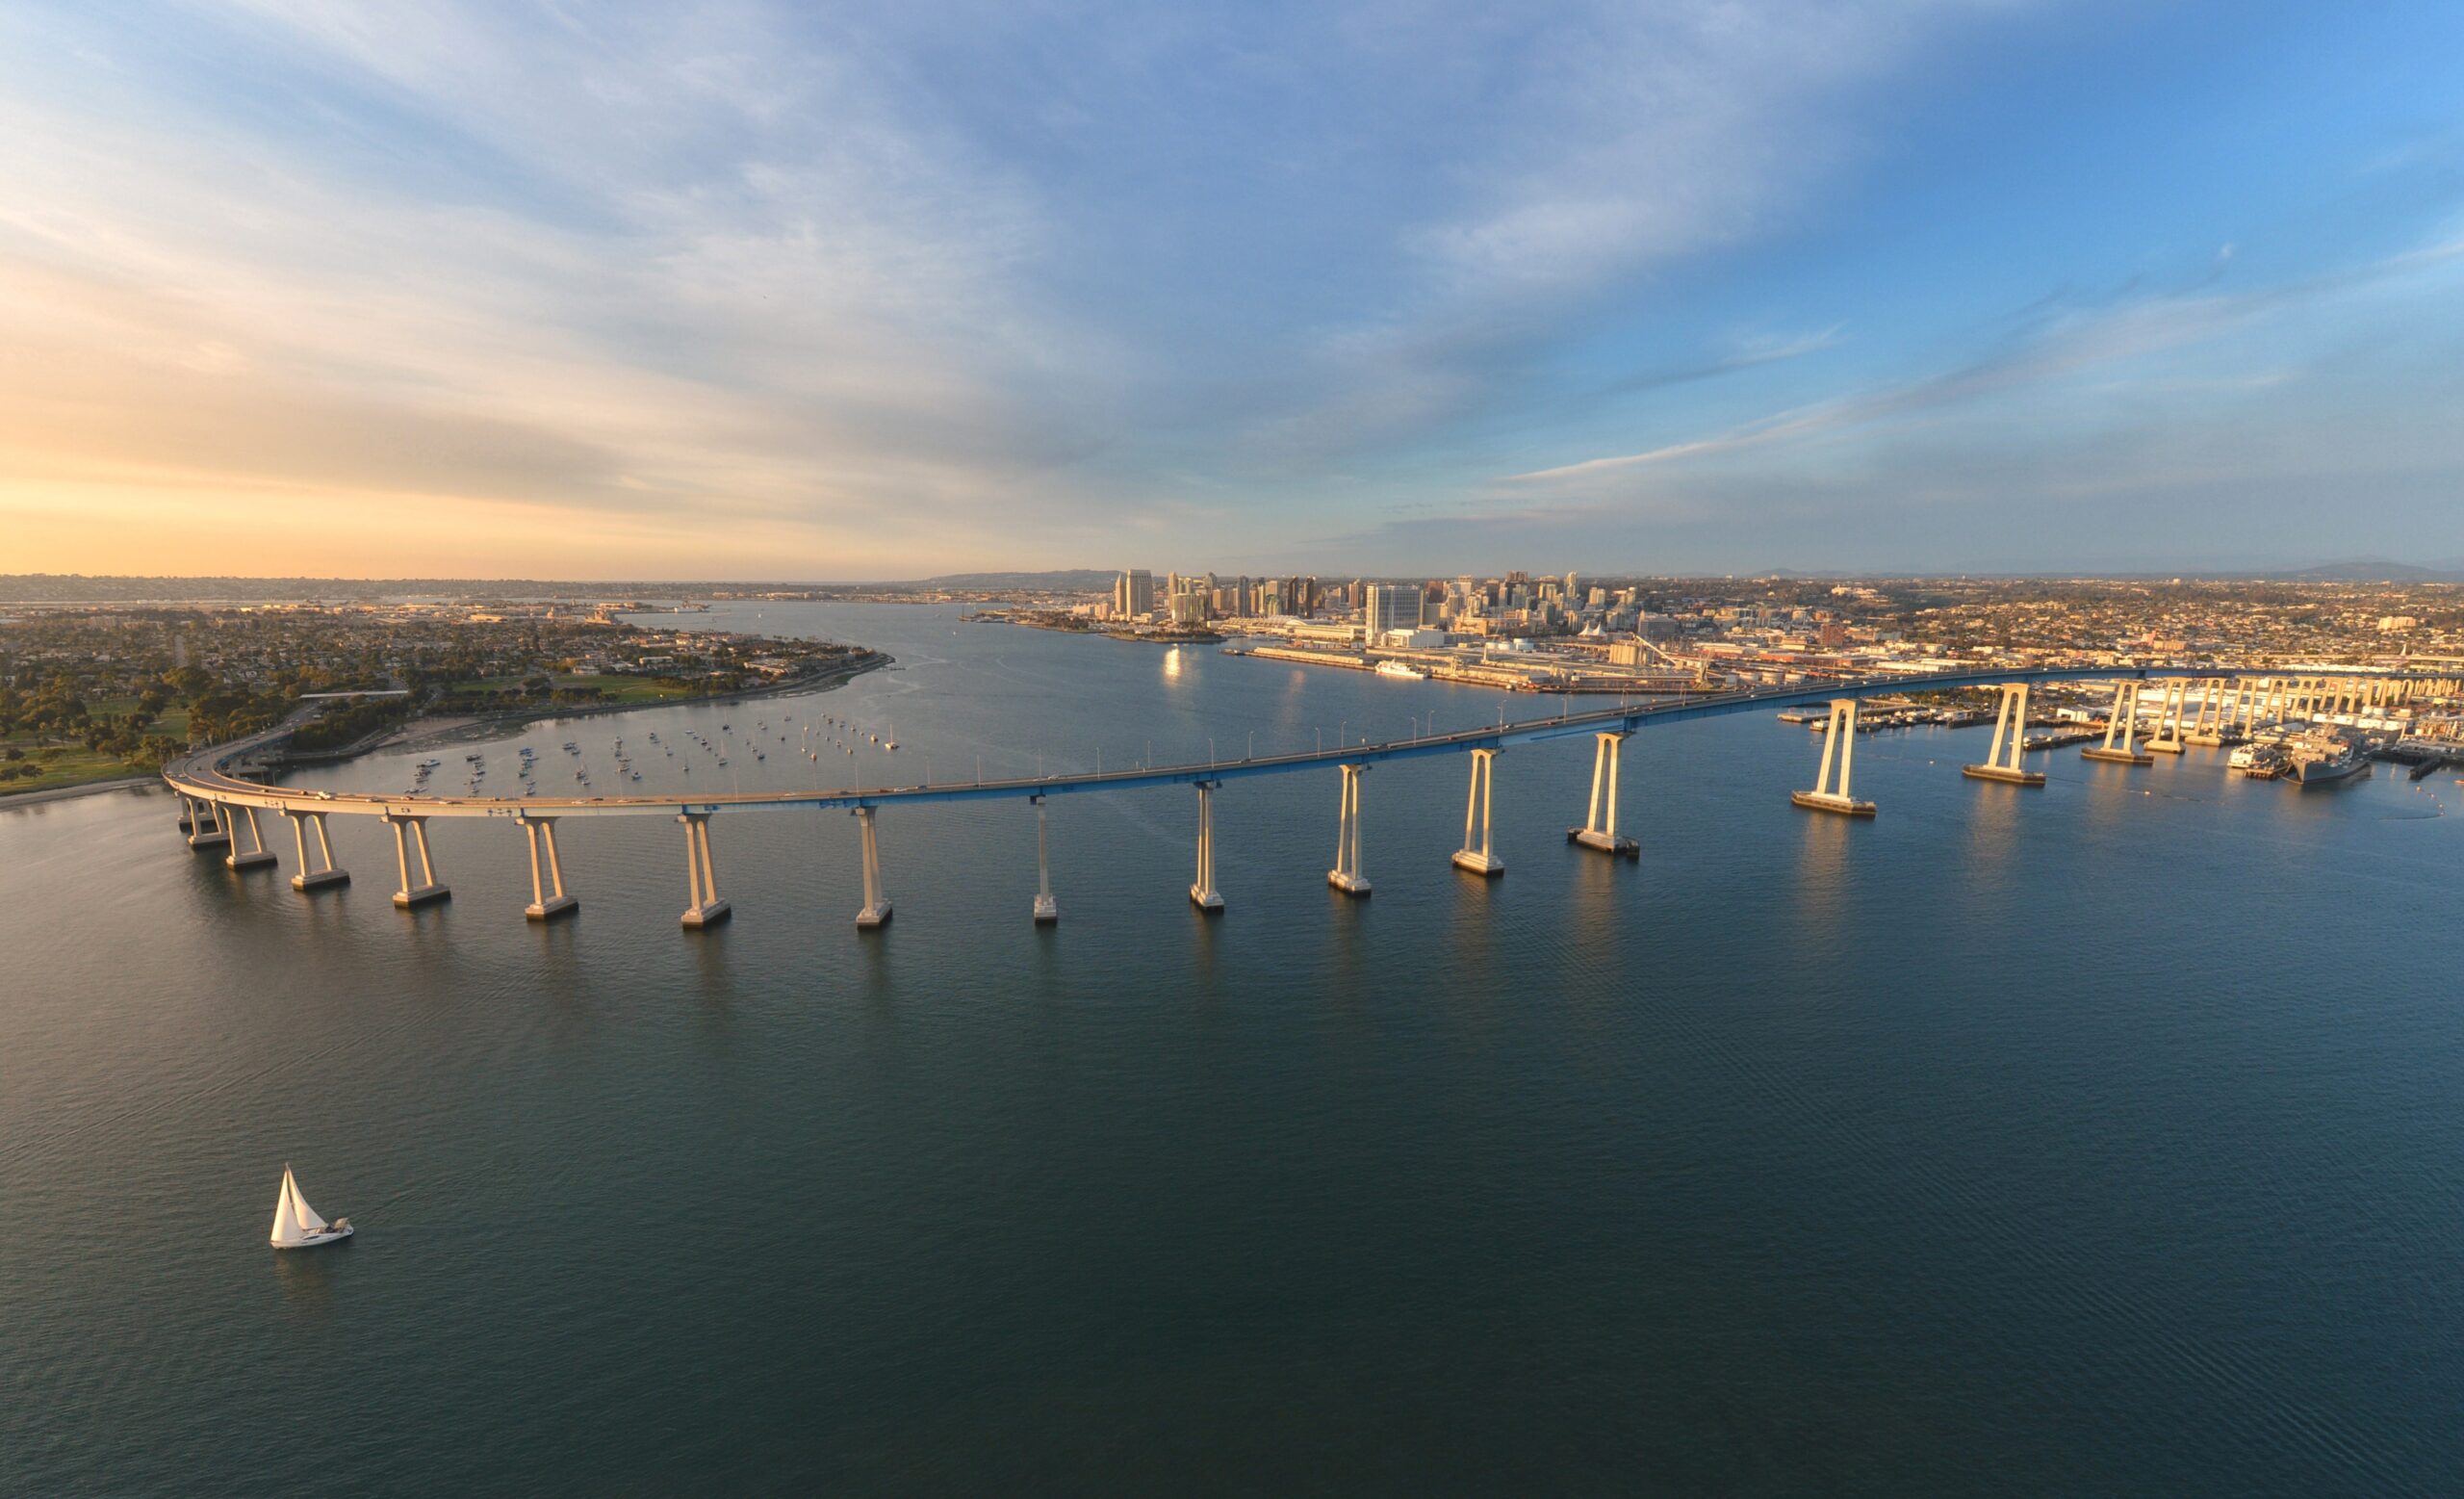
[161, 664, 2457, 930]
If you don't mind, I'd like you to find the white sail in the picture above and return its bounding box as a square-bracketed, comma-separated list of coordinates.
[271, 1168, 303, 1243]
[288, 1171, 330, 1234]
[271, 1166, 330, 1244]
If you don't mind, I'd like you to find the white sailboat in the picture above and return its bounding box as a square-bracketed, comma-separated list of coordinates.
[269, 1164, 354, 1249]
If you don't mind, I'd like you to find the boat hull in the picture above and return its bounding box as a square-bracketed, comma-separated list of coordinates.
[271, 1225, 354, 1250]
[2293, 757, 2370, 788]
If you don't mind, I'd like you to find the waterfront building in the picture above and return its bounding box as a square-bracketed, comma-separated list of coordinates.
[1366, 584, 1424, 636]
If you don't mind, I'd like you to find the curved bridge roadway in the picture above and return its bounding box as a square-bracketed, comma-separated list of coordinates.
[165, 663, 2437, 822]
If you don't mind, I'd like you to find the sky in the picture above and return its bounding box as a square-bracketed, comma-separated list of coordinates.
[1, 1, 2460, 581]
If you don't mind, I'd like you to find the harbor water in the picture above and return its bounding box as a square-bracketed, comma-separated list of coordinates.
[3, 603, 2460, 1494]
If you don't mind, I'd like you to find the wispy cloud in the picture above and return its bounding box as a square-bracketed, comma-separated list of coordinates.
[2, 1, 2459, 577]
[1501, 234, 2464, 487]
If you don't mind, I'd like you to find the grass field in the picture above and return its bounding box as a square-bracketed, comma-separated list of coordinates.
[1, 697, 191, 797]
[0, 744, 154, 796]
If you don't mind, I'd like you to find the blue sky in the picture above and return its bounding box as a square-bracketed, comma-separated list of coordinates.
[1, 1, 2459, 578]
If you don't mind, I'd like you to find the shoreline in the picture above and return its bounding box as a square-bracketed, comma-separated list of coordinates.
[368, 651, 890, 756]
[0, 775, 167, 812]
[1, 651, 892, 809]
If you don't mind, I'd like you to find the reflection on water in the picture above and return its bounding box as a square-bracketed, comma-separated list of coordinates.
[5, 603, 2461, 1495]
[1790, 806, 1854, 937]
[270, 1241, 346, 1316]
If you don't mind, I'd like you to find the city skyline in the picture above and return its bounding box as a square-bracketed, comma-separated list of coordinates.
[3, 3, 2462, 579]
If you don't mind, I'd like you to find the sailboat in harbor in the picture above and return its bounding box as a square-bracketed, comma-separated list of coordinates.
[269, 1164, 353, 1249]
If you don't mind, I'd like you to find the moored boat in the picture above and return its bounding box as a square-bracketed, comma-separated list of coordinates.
[2283, 733, 2369, 787]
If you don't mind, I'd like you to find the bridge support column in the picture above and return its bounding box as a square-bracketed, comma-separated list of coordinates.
[175, 795, 194, 834]
[2185, 678, 2239, 747]
[1569, 731, 1640, 856]
[1793, 700, 1877, 815]
[185, 796, 230, 850]
[282, 809, 349, 891]
[853, 806, 891, 928]
[518, 814, 577, 920]
[1452, 748, 1504, 875]
[2083, 681, 2153, 765]
[2146, 679, 2189, 753]
[1963, 683, 2045, 786]
[382, 813, 449, 908]
[1327, 764, 1371, 896]
[1190, 781, 1223, 912]
[223, 803, 278, 870]
[1031, 795, 1058, 924]
[678, 812, 731, 927]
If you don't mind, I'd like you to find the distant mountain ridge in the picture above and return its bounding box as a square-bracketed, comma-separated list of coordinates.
[2262, 558, 2464, 582]
[7, 560, 2461, 605]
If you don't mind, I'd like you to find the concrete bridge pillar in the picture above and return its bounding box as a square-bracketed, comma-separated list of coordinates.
[677, 812, 730, 928]
[1327, 763, 1371, 896]
[1190, 781, 1223, 912]
[1570, 731, 1640, 856]
[1031, 795, 1058, 924]
[2146, 679, 2189, 754]
[1453, 748, 1504, 875]
[2084, 681, 2153, 765]
[1964, 683, 2044, 786]
[185, 796, 230, 850]
[853, 806, 890, 928]
[222, 803, 278, 870]
[517, 814, 577, 920]
[1794, 700, 1877, 815]
[382, 813, 449, 908]
[282, 809, 349, 892]
[2185, 678, 2240, 747]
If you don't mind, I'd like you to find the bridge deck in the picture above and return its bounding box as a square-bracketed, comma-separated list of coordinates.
[162, 665, 2443, 819]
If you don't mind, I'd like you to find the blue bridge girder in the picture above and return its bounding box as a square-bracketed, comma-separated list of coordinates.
[161, 663, 2447, 822]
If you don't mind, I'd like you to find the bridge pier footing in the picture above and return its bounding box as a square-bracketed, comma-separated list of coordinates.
[1031, 795, 1058, 924]
[184, 796, 230, 850]
[2083, 681, 2154, 765]
[1190, 781, 1223, 911]
[519, 814, 578, 920]
[1963, 683, 2045, 787]
[1453, 748, 1503, 875]
[1793, 700, 1877, 816]
[1327, 764, 1371, 895]
[283, 808, 349, 891]
[383, 813, 449, 907]
[854, 806, 891, 928]
[1569, 732, 1640, 856]
[678, 812, 730, 927]
[223, 803, 278, 870]
[2145, 679, 2189, 754]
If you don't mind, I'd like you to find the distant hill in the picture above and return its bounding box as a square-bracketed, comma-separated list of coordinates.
[2265, 558, 2464, 583]
[906, 570, 1116, 592]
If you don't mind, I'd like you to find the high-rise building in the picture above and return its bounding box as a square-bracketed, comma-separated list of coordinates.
[1365, 584, 1423, 635]
[1114, 569, 1156, 619]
